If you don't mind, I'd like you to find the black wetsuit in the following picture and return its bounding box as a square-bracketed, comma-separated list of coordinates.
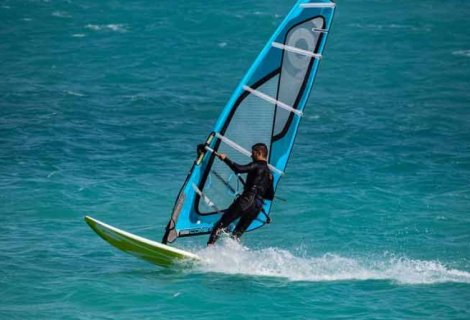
[207, 158, 274, 245]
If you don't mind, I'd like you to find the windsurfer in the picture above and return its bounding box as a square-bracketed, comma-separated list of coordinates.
[207, 143, 274, 245]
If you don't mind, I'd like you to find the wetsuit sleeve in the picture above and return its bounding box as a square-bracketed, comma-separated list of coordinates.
[223, 158, 257, 174]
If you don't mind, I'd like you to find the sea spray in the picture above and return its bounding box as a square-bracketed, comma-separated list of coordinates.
[194, 238, 470, 284]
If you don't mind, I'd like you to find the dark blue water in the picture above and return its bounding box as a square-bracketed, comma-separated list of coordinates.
[1, 0, 470, 319]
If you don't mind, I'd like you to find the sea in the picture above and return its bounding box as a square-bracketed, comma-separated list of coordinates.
[1, 0, 470, 319]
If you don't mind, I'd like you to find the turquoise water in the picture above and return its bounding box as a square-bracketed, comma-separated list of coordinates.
[1, 0, 470, 318]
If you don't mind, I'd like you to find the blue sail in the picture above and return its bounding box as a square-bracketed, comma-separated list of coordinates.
[163, 0, 336, 243]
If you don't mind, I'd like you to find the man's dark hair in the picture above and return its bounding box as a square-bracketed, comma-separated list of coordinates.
[252, 143, 268, 157]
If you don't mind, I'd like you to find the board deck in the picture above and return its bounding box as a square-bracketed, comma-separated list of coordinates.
[84, 216, 200, 267]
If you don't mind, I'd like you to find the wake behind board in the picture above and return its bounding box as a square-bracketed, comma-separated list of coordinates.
[84, 216, 200, 267]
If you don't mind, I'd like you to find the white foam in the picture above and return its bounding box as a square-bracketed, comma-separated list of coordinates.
[348, 23, 431, 33]
[47, 171, 57, 178]
[65, 90, 84, 97]
[85, 24, 127, 32]
[107, 24, 126, 32]
[85, 24, 101, 31]
[194, 238, 470, 284]
[452, 50, 470, 57]
[52, 11, 70, 18]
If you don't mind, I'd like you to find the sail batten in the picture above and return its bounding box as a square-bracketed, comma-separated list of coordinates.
[215, 133, 252, 157]
[192, 183, 221, 213]
[272, 42, 323, 59]
[243, 85, 303, 117]
[313, 28, 329, 33]
[215, 133, 284, 175]
[300, 2, 336, 8]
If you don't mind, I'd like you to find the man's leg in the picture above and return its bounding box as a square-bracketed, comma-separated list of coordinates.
[231, 208, 259, 240]
[207, 204, 241, 245]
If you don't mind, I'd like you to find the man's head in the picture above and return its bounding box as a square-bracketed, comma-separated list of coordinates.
[251, 143, 268, 161]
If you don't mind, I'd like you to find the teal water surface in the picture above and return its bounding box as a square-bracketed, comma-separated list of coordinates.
[1, 0, 470, 319]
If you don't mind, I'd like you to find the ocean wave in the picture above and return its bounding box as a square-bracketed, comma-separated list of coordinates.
[52, 11, 71, 18]
[347, 23, 431, 33]
[452, 50, 470, 57]
[64, 90, 85, 97]
[194, 238, 470, 285]
[85, 24, 128, 32]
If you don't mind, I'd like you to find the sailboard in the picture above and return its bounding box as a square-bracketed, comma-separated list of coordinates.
[162, 0, 336, 244]
[85, 0, 336, 268]
[85, 216, 200, 267]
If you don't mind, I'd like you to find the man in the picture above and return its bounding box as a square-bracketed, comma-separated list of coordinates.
[207, 143, 274, 245]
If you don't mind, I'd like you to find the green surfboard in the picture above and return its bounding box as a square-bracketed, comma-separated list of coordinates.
[84, 216, 200, 267]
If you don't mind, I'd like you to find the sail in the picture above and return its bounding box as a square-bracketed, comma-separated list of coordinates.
[162, 0, 336, 244]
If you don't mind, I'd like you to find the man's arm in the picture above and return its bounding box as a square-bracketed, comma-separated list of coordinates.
[218, 153, 256, 174]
